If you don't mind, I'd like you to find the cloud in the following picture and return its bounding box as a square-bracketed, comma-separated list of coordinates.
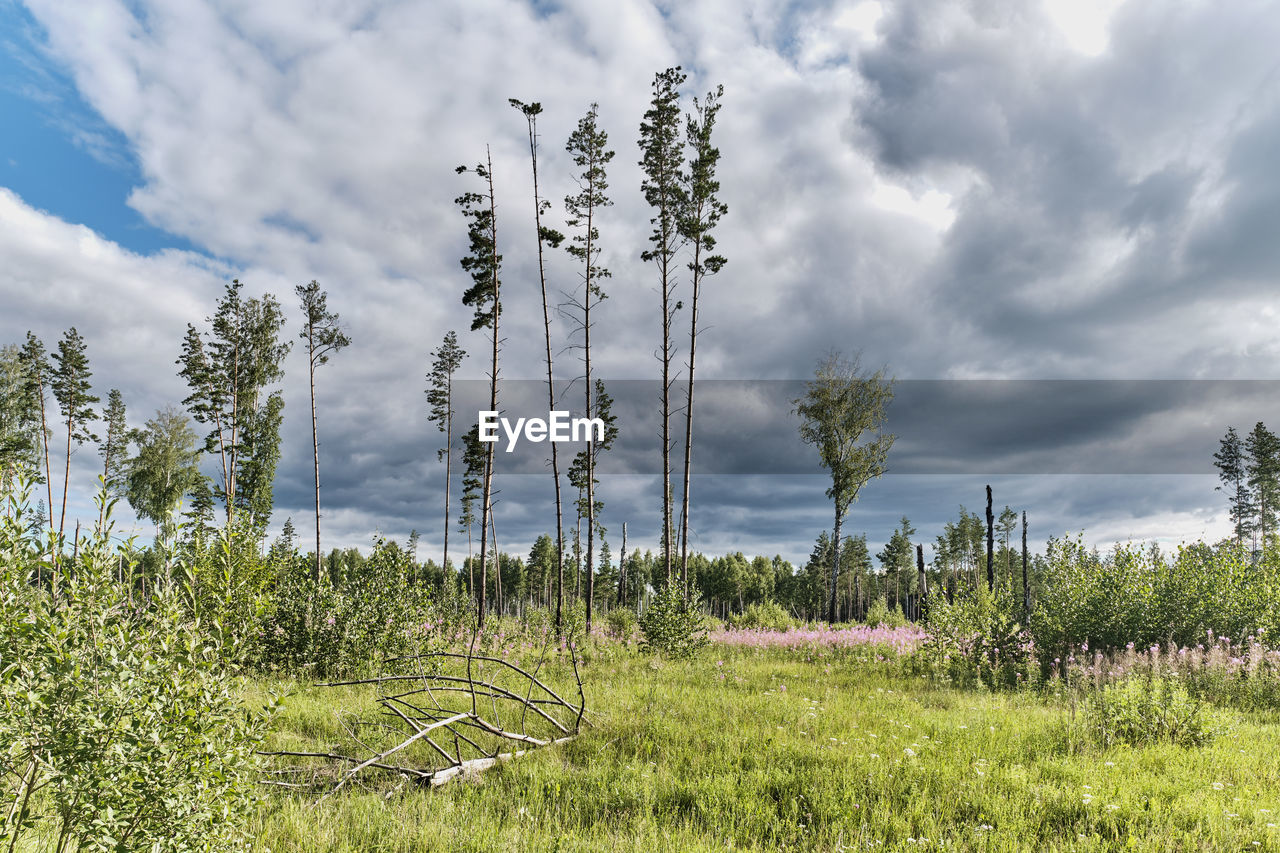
[3, 0, 1273, 565]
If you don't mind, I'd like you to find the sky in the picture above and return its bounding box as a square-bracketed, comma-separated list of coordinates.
[2, 0, 1278, 569]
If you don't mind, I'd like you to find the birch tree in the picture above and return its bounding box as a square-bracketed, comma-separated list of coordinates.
[793, 352, 895, 624]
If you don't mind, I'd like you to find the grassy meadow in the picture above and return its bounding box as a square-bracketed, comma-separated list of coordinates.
[248, 636, 1280, 852]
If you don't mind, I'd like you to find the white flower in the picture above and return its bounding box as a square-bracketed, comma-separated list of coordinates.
[904, 748, 916, 757]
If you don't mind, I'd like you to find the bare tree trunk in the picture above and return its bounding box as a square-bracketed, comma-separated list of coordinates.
[1022, 510, 1030, 624]
[36, 380, 53, 579]
[309, 329, 323, 582]
[618, 521, 627, 606]
[517, 104, 566, 637]
[442, 380, 452, 574]
[916, 543, 927, 624]
[828, 504, 843, 624]
[985, 484, 994, 592]
[477, 147, 499, 632]
[679, 241, 703, 600]
[491, 511, 501, 618]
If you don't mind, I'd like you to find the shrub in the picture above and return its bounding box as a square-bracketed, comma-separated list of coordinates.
[726, 600, 793, 631]
[604, 606, 638, 642]
[1086, 674, 1228, 748]
[255, 536, 442, 678]
[865, 597, 907, 629]
[0, 483, 271, 851]
[640, 585, 709, 660]
[919, 585, 1034, 690]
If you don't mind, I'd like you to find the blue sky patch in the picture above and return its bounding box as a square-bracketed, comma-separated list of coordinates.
[0, 2, 202, 257]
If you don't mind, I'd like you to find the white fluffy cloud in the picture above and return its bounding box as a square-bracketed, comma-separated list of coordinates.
[4, 0, 1277, 559]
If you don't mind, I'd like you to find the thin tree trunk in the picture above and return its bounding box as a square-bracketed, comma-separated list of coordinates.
[1021, 510, 1030, 624]
[519, 107, 566, 637]
[584, 204, 595, 634]
[36, 378, 53, 578]
[442, 376, 452, 573]
[916, 543, 927, 624]
[618, 521, 627, 606]
[829, 504, 843, 624]
[985, 484, 994, 592]
[58, 401, 73, 547]
[477, 147, 499, 632]
[679, 238, 701, 600]
[491, 510, 501, 617]
[309, 331, 323, 582]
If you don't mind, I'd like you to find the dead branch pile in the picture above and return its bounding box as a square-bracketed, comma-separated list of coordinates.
[259, 638, 588, 795]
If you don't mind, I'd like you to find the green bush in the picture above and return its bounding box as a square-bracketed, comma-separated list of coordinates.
[604, 606, 638, 642]
[255, 536, 442, 678]
[1086, 674, 1228, 748]
[919, 585, 1034, 690]
[864, 597, 907, 629]
[0, 483, 271, 851]
[639, 585, 709, 660]
[727, 600, 793, 631]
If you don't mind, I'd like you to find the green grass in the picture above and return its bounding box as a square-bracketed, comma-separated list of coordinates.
[247, 644, 1280, 851]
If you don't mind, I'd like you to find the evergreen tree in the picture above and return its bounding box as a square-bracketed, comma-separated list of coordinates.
[1214, 425, 1256, 545]
[297, 279, 351, 581]
[0, 344, 42, 485]
[98, 388, 129, 529]
[565, 102, 615, 632]
[426, 331, 467, 583]
[639, 66, 688, 584]
[177, 280, 290, 534]
[1245, 421, 1280, 550]
[510, 98, 570, 634]
[677, 82, 727, 598]
[457, 152, 502, 628]
[19, 333, 55, 542]
[51, 327, 99, 546]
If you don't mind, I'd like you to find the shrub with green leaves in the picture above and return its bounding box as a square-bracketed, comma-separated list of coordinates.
[919, 585, 1034, 690]
[255, 536, 442, 677]
[726, 599, 793, 631]
[0, 483, 271, 852]
[864, 596, 907, 629]
[1086, 674, 1228, 748]
[639, 585, 709, 660]
[604, 606, 638, 642]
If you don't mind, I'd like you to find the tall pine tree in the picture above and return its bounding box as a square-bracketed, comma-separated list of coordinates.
[51, 327, 99, 547]
[457, 151, 503, 628]
[426, 330, 466, 575]
[677, 83, 727, 599]
[297, 280, 351, 581]
[565, 102, 615, 633]
[638, 67, 688, 584]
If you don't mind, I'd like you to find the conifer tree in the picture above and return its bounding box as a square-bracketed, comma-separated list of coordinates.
[639, 67, 688, 584]
[427, 330, 466, 574]
[18, 334, 55, 553]
[565, 103, 615, 633]
[677, 83, 727, 599]
[51, 327, 99, 546]
[1246, 421, 1280, 550]
[510, 98, 570, 634]
[1215, 425, 1255, 545]
[456, 151, 502, 628]
[98, 388, 129, 530]
[297, 280, 351, 581]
